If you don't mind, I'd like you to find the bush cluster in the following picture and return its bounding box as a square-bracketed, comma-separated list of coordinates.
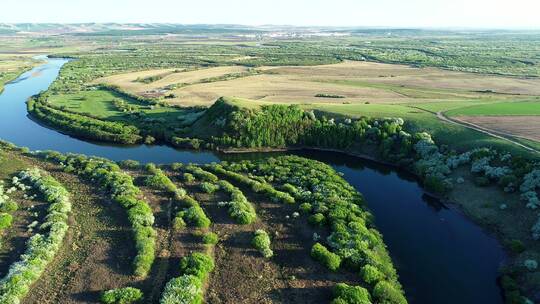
[0, 168, 71, 304]
[144, 164, 182, 197]
[216, 179, 257, 224]
[332, 283, 371, 304]
[311, 242, 341, 271]
[37, 152, 156, 277]
[183, 165, 218, 183]
[160, 253, 214, 304]
[28, 97, 142, 144]
[101, 287, 143, 304]
[206, 164, 295, 204]
[220, 156, 406, 302]
[251, 229, 273, 258]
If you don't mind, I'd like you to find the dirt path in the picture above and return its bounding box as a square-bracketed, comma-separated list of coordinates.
[435, 111, 540, 153]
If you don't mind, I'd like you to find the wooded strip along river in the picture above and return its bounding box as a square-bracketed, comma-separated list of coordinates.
[0, 57, 505, 304]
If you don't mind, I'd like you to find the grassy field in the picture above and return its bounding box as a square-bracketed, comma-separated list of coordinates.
[0, 54, 40, 92]
[93, 61, 540, 107]
[446, 101, 540, 116]
[47, 88, 187, 122]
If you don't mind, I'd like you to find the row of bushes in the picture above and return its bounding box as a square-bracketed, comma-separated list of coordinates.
[28, 98, 142, 144]
[173, 191, 211, 229]
[205, 164, 295, 204]
[0, 184, 17, 235]
[36, 152, 156, 277]
[160, 253, 215, 304]
[216, 179, 257, 225]
[0, 168, 71, 304]
[219, 156, 406, 303]
[101, 287, 143, 304]
[144, 163, 186, 199]
[252, 229, 273, 258]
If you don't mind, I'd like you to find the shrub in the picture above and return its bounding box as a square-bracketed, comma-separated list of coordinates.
[0, 200, 17, 213]
[217, 180, 257, 224]
[179, 205, 211, 228]
[361, 264, 384, 285]
[173, 216, 186, 230]
[160, 253, 214, 304]
[118, 160, 140, 169]
[308, 213, 326, 226]
[43, 155, 156, 277]
[332, 283, 371, 304]
[202, 232, 219, 245]
[373, 281, 407, 304]
[0, 168, 71, 304]
[183, 173, 195, 183]
[180, 253, 215, 280]
[0, 213, 13, 230]
[299, 203, 312, 213]
[144, 168, 177, 194]
[184, 165, 218, 183]
[101, 287, 143, 304]
[199, 182, 219, 194]
[159, 275, 203, 304]
[508, 240, 525, 253]
[311, 243, 341, 271]
[252, 229, 273, 258]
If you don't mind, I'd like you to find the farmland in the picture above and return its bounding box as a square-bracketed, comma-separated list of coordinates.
[1, 24, 540, 304]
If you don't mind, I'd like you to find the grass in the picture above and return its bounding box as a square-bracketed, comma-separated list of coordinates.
[47, 89, 193, 124]
[446, 100, 540, 116]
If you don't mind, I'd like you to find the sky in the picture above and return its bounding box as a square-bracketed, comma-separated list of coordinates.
[2, 0, 539, 29]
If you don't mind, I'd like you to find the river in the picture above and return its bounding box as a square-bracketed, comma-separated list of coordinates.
[0, 57, 505, 304]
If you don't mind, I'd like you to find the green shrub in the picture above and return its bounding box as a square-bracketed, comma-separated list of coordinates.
[360, 264, 384, 285]
[118, 160, 140, 169]
[373, 281, 407, 304]
[299, 203, 312, 214]
[202, 232, 219, 245]
[101, 287, 143, 304]
[308, 213, 326, 226]
[179, 205, 211, 228]
[144, 168, 177, 194]
[0, 200, 18, 213]
[183, 173, 195, 183]
[199, 182, 219, 194]
[160, 275, 203, 304]
[170, 162, 183, 171]
[252, 229, 273, 258]
[311, 243, 341, 271]
[332, 283, 371, 304]
[0, 168, 72, 303]
[0, 213, 13, 229]
[180, 252, 215, 280]
[508, 239, 526, 254]
[173, 216, 186, 230]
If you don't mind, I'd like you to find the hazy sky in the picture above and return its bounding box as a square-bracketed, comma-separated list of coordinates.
[2, 0, 539, 28]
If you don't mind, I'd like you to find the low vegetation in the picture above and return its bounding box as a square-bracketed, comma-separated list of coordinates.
[0, 168, 71, 304]
[251, 229, 273, 258]
[37, 151, 157, 277]
[160, 253, 215, 304]
[101, 287, 143, 304]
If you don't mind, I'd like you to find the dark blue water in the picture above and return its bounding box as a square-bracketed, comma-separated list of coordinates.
[0, 58, 505, 304]
[0, 57, 219, 164]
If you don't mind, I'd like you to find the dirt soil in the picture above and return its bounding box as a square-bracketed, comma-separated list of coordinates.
[455, 115, 540, 142]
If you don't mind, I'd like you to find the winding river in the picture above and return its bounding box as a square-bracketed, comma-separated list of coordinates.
[0, 57, 505, 304]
